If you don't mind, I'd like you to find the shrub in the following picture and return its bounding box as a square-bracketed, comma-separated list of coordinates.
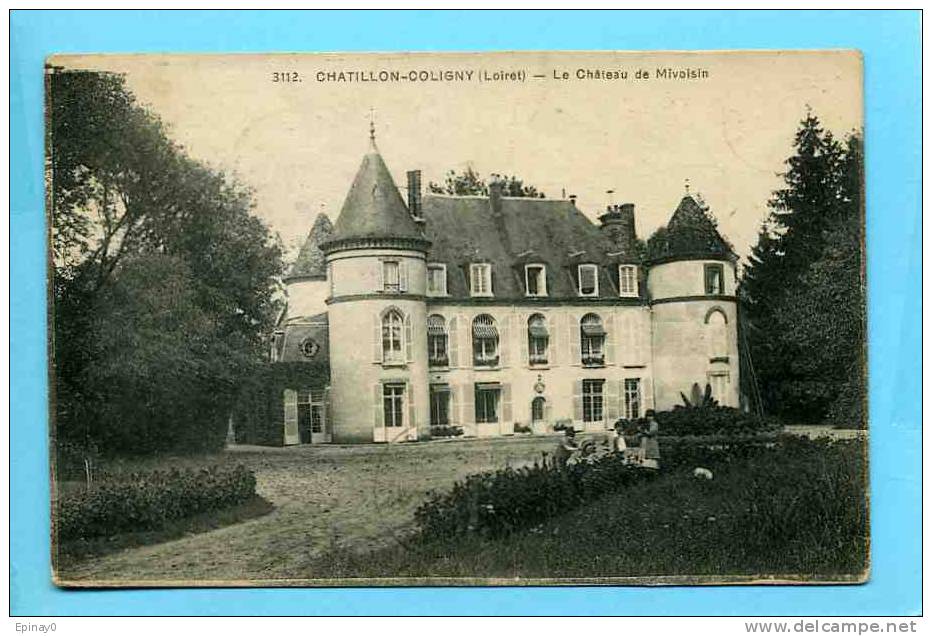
[553, 419, 574, 432]
[56, 464, 257, 541]
[513, 422, 532, 434]
[622, 406, 782, 437]
[414, 454, 657, 539]
[430, 425, 464, 438]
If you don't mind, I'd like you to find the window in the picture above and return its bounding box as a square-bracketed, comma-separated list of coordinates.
[580, 313, 606, 366]
[706, 309, 728, 360]
[578, 264, 599, 296]
[382, 384, 405, 428]
[470, 263, 493, 297]
[381, 309, 404, 364]
[624, 378, 642, 420]
[618, 265, 638, 297]
[582, 379, 605, 423]
[430, 385, 450, 427]
[472, 314, 499, 366]
[427, 263, 447, 296]
[525, 264, 547, 297]
[475, 384, 500, 423]
[383, 260, 401, 292]
[427, 314, 449, 367]
[297, 389, 313, 443]
[527, 313, 549, 365]
[705, 263, 725, 295]
[531, 397, 546, 423]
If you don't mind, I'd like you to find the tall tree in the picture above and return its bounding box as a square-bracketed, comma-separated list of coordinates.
[48, 68, 282, 454]
[740, 112, 864, 424]
[427, 168, 544, 198]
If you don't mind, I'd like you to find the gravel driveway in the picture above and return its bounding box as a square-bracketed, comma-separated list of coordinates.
[56, 436, 559, 586]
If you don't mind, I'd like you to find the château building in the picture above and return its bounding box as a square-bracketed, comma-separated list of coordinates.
[265, 131, 740, 445]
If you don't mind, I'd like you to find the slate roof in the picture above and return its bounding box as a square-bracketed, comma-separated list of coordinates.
[326, 145, 424, 244]
[286, 213, 333, 280]
[276, 312, 330, 370]
[421, 194, 640, 301]
[646, 195, 735, 263]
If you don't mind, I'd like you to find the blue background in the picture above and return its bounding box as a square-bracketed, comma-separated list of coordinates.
[10, 9, 921, 616]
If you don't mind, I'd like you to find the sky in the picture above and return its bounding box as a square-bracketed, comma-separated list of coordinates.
[53, 51, 862, 262]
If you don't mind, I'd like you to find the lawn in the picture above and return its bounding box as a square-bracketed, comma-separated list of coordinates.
[308, 437, 868, 584]
[54, 434, 867, 586]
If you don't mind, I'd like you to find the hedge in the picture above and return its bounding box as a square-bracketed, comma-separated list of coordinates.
[414, 454, 657, 539]
[56, 464, 257, 541]
[618, 406, 781, 438]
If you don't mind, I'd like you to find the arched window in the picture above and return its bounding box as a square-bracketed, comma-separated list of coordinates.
[531, 397, 546, 423]
[472, 314, 499, 367]
[580, 313, 606, 366]
[427, 314, 449, 367]
[381, 309, 404, 363]
[706, 308, 728, 360]
[527, 313, 549, 365]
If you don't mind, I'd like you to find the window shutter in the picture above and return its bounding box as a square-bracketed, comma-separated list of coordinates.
[520, 314, 529, 366]
[448, 387, 459, 426]
[400, 261, 409, 292]
[502, 383, 513, 422]
[569, 315, 581, 365]
[551, 314, 561, 366]
[572, 380, 583, 423]
[283, 389, 299, 445]
[604, 314, 615, 365]
[373, 314, 382, 363]
[606, 380, 619, 422]
[643, 376, 654, 412]
[407, 382, 416, 430]
[544, 400, 553, 423]
[373, 383, 384, 429]
[500, 315, 511, 367]
[404, 313, 414, 362]
[448, 317, 459, 367]
[376, 259, 384, 291]
[462, 383, 475, 425]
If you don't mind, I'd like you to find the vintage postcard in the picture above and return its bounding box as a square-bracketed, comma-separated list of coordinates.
[47, 50, 866, 587]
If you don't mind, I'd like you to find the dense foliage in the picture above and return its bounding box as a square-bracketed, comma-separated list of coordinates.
[644, 406, 782, 438]
[427, 167, 544, 197]
[741, 113, 864, 426]
[415, 454, 657, 539]
[56, 464, 257, 541]
[49, 69, 283, 455]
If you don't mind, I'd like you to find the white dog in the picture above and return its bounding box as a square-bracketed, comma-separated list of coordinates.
[693, 467, 714, 480]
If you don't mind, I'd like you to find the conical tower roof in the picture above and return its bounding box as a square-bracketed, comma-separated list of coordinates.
[323, 139, 428, 253]
[286, 213, 333, 281]
[646, 194, 735, 263]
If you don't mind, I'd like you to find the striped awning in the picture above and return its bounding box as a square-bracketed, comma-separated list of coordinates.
[581, 322, 606, 336]
[427, 317, 446, 336]
[473, 323, 499, 339]
[528, 323, 549, 338]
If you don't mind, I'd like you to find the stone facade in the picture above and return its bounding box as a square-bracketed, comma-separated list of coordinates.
[270, 138, 740, 444]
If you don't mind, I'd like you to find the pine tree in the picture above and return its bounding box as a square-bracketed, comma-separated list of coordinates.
[741, 113, 863, 423]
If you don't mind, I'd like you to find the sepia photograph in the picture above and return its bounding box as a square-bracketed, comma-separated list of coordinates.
[46, 50, 867, 587]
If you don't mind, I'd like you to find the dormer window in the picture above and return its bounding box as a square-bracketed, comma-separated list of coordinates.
[525, 264, 547, 297]
[427, 263, 447, 296]
[704, 263, 724, 295]
[578, 264, 599, 297]
[618, 265, 638, 297]
[470, 263, 493, 297]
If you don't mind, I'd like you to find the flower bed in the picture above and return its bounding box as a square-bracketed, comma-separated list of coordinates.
[56, 464, 257, 541]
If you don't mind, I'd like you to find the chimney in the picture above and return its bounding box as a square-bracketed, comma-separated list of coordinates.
[489, 175, 504, 217]
[598, 202, 638, 257]
[406, 170, 422, 219]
